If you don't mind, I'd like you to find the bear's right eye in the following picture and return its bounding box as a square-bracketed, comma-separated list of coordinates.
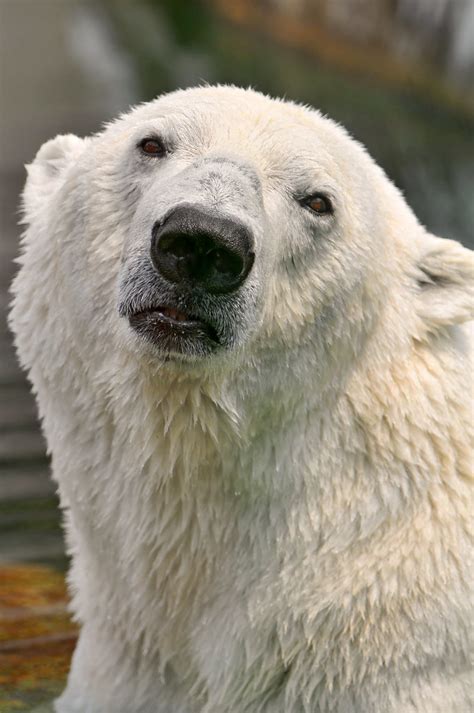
[303, 193, 333, 215]
[139, 138, 166, 157]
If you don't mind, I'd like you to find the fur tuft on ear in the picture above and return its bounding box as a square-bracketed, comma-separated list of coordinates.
[23, 134, 88, 220]
[415, 234, 474, 331]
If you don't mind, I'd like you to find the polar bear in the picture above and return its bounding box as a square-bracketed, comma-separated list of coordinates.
[10, 86, 473, 713]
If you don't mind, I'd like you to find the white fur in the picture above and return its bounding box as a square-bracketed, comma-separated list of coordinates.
[9, 86, 473, 712]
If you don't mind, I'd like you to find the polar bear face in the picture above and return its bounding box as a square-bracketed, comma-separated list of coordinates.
[115, 89, 387, 362]
[18, 86, 473, 382]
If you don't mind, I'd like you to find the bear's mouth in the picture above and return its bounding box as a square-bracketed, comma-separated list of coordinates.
[128, 305, 220, 355]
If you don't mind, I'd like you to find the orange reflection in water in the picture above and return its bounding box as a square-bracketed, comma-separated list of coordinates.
[0, 565, 77, 711]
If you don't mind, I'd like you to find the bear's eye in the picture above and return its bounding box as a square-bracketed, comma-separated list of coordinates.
[139, 138, 166, 157]
[303, 194, 333, 215]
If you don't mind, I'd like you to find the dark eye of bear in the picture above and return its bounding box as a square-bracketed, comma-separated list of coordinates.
[139, 138, 166, 157]
[304, 194, 333, 215]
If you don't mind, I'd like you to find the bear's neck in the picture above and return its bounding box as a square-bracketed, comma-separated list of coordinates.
[115, 334, 470, 529]
[67, 336, 470, 672]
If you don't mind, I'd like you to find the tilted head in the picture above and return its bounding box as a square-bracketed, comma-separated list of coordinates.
[13, 86, 473, 391]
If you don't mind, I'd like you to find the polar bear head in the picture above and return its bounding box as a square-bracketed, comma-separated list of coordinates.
[14, 86, 473, 393]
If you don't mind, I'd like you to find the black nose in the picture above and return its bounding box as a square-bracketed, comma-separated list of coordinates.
[150, 205, 255, 295]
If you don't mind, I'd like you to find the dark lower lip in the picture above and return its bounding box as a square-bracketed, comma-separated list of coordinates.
[128, 308, 219, 355]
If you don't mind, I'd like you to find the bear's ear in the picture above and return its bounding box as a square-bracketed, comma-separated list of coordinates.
[23, 134, 88, 219]
[415, 233, 474, 331]
[27, 134, 87, 181]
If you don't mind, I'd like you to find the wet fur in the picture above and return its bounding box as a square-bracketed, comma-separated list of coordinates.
[10, 86, 473, 712]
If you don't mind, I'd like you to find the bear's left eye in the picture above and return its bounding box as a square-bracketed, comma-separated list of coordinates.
[303, 193, 333, 215]
[139, 138, 166, 157]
